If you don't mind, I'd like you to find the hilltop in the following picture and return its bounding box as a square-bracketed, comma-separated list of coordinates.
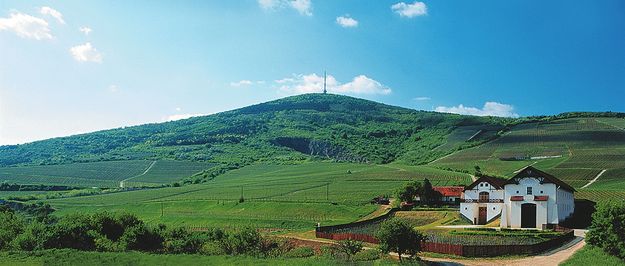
[0, 94, 512, 167]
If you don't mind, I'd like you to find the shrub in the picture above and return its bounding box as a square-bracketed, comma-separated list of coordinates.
[200, 241, 226, 255]
[586, 201, 625, 260]
[119, 225, 164, 252]
[337, 239, 363, 260]
[44, 213, 96, 251]
[0, 211, 26, 250]
[10, 221, 47, 251]
[163, 227, 205, 254]
[220, 227, 262, 255]
[283, 247, 315, 258]
[353, 249, 381, 261]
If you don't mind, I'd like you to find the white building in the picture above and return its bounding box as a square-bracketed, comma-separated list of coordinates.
[461, 166, 575, 229]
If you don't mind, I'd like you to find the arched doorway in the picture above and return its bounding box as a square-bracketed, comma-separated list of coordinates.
[521, 203, 536, 228]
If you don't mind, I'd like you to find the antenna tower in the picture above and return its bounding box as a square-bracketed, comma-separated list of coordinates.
[323, 71, 327, 94]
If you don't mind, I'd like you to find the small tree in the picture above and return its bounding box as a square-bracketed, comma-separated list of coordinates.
[396, 181, 422, 203]
[376, 218, 426, 262]
[337, 239, 363, 260]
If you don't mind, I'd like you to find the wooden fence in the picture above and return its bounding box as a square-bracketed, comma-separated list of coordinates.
[315, 208, 577, 257]
[316, 229, 575, 257]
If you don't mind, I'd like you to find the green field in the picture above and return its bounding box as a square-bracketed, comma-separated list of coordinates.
[0, 250, 348, 266]
[431, 118, 625, 201]
[0, 160, 215, 188]
[42, 162, 470, 230]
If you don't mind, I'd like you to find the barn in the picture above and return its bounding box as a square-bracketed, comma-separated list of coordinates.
[460, 166, 575, 229]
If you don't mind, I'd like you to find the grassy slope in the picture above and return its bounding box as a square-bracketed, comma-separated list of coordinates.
[0, 94, 509, 168]
[44, 162, 470, 230]
[561, 246, 625, 266]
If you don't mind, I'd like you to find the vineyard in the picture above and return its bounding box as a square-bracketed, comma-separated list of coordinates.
[0, 160, 215, 188]
[431, 118, 625, 192]
[43, 162, 470, 229]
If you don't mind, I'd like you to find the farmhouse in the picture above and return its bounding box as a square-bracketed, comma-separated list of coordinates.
[460, 166, 575, 229]
[433, 186, 464, 203]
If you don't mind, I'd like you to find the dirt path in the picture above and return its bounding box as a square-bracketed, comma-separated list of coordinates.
[581, 169, 607, 189]
[424, 230, 587, 266]
[119, 160, 157, 188]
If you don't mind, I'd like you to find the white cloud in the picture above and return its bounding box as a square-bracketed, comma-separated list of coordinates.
[79, 26, 92, 35]
[336, 15, 358, 28]
[392, 1, 427, 18]
[0, 11, 53, 40]
[277, 73, 391, 95]
[289, 0, 312, 16]
[69, 42, 103, 63]
[108, 85, 119, 93]
[230, 80, 253, 87]
[39, 6, 65, 24]
[435, 102, 519, 118]
[413, 97, 430, 101]
[164, 113, 208, 122]
[258, 0, 312, 16]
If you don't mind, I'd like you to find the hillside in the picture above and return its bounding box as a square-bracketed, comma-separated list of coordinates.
[0, 94, 511, 167]
[431, 117, 625, 192]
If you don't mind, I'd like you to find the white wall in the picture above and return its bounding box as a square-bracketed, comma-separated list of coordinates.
[461, 181, 504, 224]
[503, 178, 559, 229]
[556, 188, 575, 221]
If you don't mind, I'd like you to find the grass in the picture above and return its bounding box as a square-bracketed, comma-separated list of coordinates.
[561, 245, 625, 266]
[42, 162, 469, 230]
[0, 160, 215, 188]
[0, 250, 345, 266]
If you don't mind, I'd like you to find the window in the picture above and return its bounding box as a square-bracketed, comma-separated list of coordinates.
[540, 191, 544, 194]
[527, 187, 533, 195]
[479, 192, 489, 202]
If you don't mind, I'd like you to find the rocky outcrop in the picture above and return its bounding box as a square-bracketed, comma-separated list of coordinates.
[273, 137, 368, 163]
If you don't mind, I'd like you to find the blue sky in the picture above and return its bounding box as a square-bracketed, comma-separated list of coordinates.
[1, 1, 624, 145]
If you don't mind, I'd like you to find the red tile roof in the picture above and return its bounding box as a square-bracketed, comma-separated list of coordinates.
[433, 186, 464, 197]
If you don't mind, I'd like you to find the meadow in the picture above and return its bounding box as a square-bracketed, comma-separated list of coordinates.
[0, 160, 215, 188]
[42, 162, 471, 230]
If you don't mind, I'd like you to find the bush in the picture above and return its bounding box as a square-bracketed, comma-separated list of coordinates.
[586, 201, 625, 260]
[353, 249, 381, 261]
[45, 213, 96, 251]
[119, 225, 164, 252]
[10, 221, 47, 251]
[163, 227, 205, 254]
[220, 227, 262, 255]
[0, 211, 26, 250]
[200, 241, 226, 255]
[337, 239, 363, 260]
[283, 247, 315, 258]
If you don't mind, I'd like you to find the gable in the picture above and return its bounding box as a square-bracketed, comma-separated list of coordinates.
[465, 176, 507, 191]
[506, 166, 576, 193]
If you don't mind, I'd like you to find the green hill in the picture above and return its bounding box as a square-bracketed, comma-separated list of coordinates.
[0, 94, 511, 167]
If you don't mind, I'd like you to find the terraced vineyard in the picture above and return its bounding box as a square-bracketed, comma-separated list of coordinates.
[0, 160, 215, 188]
[44, 162, 470, 229]
[430, 118, 625, 202]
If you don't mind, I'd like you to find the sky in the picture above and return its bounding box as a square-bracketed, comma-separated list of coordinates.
[1, 1, 624, 146]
